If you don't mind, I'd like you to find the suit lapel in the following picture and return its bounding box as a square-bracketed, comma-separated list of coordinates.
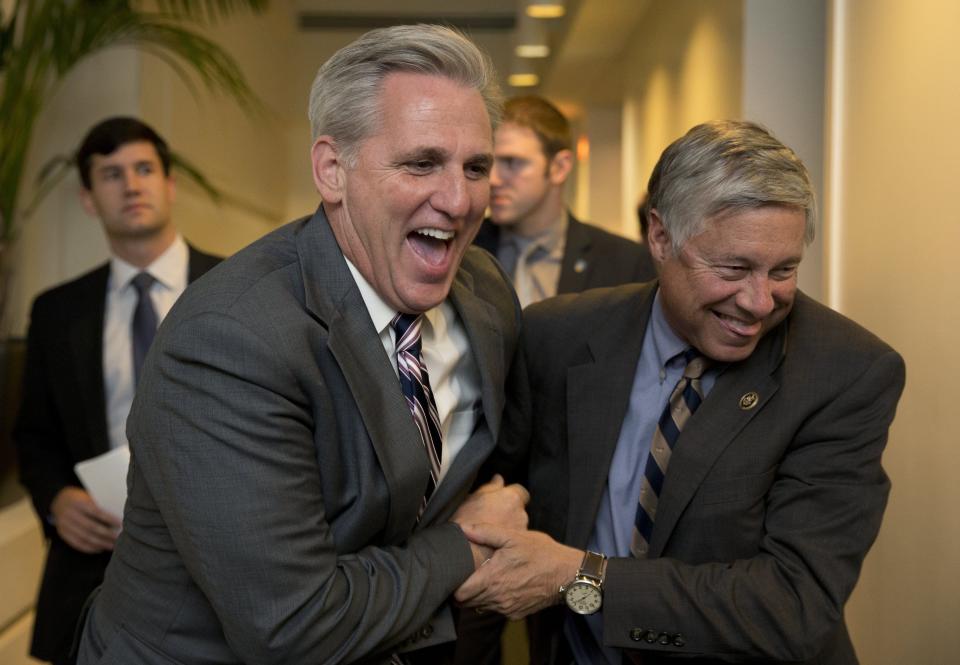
[565, 285, 656, 547]
[649, 322, 787, 557]
[298, 208, 428, 542]
[69, 266, 110, 456]
[418, 268, 505, 524]
[186, 245, 220, 282]
[557, 216, 591, 294]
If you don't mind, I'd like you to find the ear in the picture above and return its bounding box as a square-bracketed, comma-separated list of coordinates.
[646, 209, 672, 263]
[311, 136, 344, 204]
[165, 173, 176, 205]
[78, 187, 98, 218]
[547, 148, 573, 186]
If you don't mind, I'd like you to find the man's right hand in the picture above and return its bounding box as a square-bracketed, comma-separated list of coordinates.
[451, 474, 530, 568]
[50, 486, 122, 553]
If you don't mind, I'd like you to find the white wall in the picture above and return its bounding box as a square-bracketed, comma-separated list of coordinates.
[826, 1, 960, 661]
[615, 0, 744, 240]
[742, 0, 826, 300]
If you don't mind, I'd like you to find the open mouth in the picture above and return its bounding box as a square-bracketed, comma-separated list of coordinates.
[408, 228, 455, 267]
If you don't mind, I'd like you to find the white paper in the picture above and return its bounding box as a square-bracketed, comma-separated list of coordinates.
[73, 445, 130, 520]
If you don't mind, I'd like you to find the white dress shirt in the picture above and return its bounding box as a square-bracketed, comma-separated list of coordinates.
[345, 258, 482, 484]
[103, 235, 190, 450]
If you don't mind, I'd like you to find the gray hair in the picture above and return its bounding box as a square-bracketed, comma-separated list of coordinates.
[308, 24, 503, 165]
[647, 120, 816, 253]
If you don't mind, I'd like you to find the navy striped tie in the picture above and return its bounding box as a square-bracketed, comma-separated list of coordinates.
[631, 349, 711, 558]
[392, 313, 443, 511]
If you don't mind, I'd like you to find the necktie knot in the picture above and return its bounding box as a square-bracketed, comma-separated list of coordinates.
[682, 348, 711, 380]
[131, 271, 156, 295]
[391, 312, 422, 355]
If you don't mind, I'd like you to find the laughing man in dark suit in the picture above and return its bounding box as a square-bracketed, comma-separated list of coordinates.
[457, 120, 905, 664]
[76, 25, 528, 665]
[473, 95, 654, 307]
[14, 117, 219, 664]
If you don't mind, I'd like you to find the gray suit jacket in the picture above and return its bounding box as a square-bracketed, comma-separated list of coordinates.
[77, 208, 521, 664]
[496, 282, 904, 664]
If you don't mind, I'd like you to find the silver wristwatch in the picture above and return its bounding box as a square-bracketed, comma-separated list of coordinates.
[559, 550, 607, 615]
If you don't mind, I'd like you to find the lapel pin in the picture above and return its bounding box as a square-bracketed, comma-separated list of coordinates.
[574, 258, 588, 273]
[739, 391, 759, 410]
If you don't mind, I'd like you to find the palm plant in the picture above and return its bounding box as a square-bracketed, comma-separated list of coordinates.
[0, 0, 267, 323]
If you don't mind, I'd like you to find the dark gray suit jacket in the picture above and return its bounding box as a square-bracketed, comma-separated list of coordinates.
[13, 245, 219, 663]
[77, 208, 521, 665]
[472, 213, 655, 294]
[496, 282, 904, 664]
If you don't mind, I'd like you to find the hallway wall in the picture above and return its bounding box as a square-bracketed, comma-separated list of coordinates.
[827, 1, 960, 661]
[619, 0, 743, 242]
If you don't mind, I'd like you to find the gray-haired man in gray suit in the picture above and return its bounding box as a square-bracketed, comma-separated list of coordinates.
[456, 121, 905, 664]
[77, 24, 527, 665]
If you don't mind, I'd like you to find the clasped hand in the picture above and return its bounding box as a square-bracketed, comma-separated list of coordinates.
[450, 476, 583, 620]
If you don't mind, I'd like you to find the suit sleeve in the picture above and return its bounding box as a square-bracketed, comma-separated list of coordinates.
[13, 296, 77, 535]
[601, 349, 905, 661]
[128, 309, 475, 664]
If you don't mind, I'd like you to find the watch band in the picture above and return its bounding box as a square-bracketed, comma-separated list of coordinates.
[579, 550, 607, 583]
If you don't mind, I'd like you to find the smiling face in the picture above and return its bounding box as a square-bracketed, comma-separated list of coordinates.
[648, 205, 807, 363]
[315, 72, 493, 314]
[80, 140, 175, 242]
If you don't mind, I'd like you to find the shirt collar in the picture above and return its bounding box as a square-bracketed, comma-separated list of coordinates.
[108, 234, 188, 293]
[343, 257, 443, 337]
[649, 288, 690, 370]
[502, 209, 568, 261]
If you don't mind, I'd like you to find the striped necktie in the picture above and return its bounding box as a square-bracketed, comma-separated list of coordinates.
[631, 349, 711, 558]
[392, 313, 443, 510]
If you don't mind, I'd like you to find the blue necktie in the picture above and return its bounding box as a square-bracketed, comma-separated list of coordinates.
[392, 313, 443, 510]
[632, 349, 711, 558]
[131, 272, 158, 386]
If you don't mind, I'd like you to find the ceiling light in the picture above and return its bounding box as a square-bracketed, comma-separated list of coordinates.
[508, 73, 540, 87]
[525, 0, 565, 19]
[508, 57, 540, 88]
[515, 15, 550, 58]
[516, 44, 550, 58]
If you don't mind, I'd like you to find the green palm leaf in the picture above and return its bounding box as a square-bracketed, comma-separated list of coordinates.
[0, 0, 267, 244]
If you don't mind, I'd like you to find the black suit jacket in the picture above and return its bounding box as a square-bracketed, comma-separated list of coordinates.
[472, 213, 655, 295]
[496, 283, 905, 664]
[13, 245, 220, 662]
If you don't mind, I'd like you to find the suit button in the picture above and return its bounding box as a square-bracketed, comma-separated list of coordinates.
[645, 630, 658, 644]
[658, 631, 671, 645]
[630, 628, 645, 642]
[421, 624, 434, 639]
[673, 633, 685, 647]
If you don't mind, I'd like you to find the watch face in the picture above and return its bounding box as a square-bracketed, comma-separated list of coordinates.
[565, 580, 602, 615]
